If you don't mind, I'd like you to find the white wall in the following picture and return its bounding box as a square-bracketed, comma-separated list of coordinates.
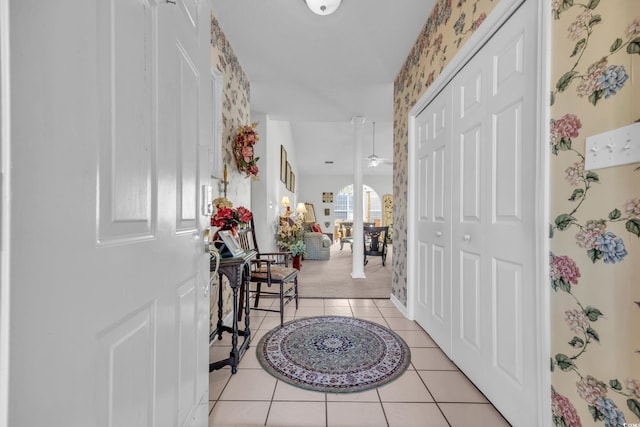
[298, 174, 392, 235]
[251, 114, 299, 251]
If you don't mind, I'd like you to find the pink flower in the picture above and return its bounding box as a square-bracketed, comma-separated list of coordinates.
[552, 389, 582, 427]
[236, 206, 252, 224]
[577, 60, 606, 97]
[567, 10, 592, 41]
[575, 229, 600, 249]
[565, 162, 584, 187]
[575, 219, 607, 249]
[565, 309, 589, 334]
[624, 197, 640, 218]
[550, 255, 581, 284]
[242, 146, 253, 162]
[553, 114, 582, 140]
[577, 376, 607, 405]
[625, 378, 640, 399]
[626, 17, 640, 38]
[471, 13, 486, 31]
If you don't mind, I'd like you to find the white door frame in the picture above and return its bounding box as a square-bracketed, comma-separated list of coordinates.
[406, 0, 551, 422]
[0, 0, 10, 424]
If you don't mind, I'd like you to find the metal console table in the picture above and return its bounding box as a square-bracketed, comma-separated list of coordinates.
[209, 250, 256, 374]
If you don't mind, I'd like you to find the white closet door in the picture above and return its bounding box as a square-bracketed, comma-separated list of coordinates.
[412, 1, 540, 425]
[414, 91, 452, 357]
[451, 1, 538, 424]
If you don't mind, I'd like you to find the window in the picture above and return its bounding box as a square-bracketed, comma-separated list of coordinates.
[334, 184, 382, 224]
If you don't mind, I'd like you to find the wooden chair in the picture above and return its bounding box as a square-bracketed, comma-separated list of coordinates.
[363, 225, 389, 266]
[237, 218, 298, 326]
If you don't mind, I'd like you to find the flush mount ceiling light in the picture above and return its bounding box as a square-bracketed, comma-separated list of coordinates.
[304, 0, 342, 15]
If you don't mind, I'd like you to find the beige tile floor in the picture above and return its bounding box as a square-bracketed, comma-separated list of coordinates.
[208, 298, 511, 427]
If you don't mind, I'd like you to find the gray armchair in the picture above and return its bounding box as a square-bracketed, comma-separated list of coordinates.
[303, 232, 331, 260]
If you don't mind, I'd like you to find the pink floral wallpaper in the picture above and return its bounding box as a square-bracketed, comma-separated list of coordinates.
[549, 2, 639, 426]
[393, 0, 498, 304]
[210, 11, 251, 328]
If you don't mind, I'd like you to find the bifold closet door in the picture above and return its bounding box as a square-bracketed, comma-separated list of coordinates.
[413, 1, 540, 425]
[450, 1, 538, 424]
[414, 89, 453, 357]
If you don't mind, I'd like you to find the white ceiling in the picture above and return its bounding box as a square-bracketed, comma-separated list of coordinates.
[210, 0, 435, 176]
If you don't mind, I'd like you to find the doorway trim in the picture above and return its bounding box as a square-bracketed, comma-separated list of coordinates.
[0, 0, 10, 424]
[405, 0, 550, 423]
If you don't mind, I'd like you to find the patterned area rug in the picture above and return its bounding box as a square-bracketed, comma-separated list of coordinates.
[256, 316, 411, 393]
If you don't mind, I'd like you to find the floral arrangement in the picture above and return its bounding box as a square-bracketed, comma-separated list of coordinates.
[277, 216, 305, 255]
[210, 197, 252, 230]
[233, 122, 260, 178]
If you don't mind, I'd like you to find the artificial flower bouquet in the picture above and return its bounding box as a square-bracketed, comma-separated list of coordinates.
[234, 122, 260, 178]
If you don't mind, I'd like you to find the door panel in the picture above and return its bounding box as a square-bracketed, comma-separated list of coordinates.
[493, 258, 523, 384]
[97, 0, 156, 243]
[97, 304, 156, 427]
[176, 43, 200, 232]
[493, 101, 523, 221]
[459, 251, 480, 350]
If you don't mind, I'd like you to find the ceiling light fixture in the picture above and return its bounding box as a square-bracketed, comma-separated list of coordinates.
[368, 122, 380, 168]
[366, 122, 392, 168]
[304, 0, 342, 16]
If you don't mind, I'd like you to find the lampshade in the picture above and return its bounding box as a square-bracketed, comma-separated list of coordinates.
[304, 0, 342, 15]
[280, 196, 290, 206]
[295, 203, 307, 214]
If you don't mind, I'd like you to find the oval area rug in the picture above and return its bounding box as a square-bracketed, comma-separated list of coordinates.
[256, 316, 411, 393]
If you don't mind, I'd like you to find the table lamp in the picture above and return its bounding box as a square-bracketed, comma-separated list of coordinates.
[295, 202, 307, 221]
[281, 196, 291, 216]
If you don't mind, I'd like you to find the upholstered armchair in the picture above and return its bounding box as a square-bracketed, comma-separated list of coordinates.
[303, 231, 331, 260]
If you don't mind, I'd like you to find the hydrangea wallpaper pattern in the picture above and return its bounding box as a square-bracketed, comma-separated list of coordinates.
[394, 1, 639, 425]
[210, 12, 251, 328]
[549, 2, 639, 426]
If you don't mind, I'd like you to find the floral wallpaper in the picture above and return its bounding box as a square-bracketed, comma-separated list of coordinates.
[210, 12, 252, 330]
[392, 0, 498, 304]
[549, 1, 639, 426]
[394, 0, 640, 426]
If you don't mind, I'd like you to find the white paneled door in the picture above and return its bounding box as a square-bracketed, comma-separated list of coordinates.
[8, 1, 212, 426]
[412, 1, 540, 426]
[413, 93, 453, 357]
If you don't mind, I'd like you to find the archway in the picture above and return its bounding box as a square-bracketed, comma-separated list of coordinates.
[333, 184, 382, 225]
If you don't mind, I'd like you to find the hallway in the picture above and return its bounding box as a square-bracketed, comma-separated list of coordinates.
[208, 298, 511, 426]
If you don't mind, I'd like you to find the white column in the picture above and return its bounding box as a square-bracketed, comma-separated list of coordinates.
[351, 116, 366, 279]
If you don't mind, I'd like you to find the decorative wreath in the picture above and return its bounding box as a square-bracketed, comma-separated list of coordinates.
[233, 122, 260, 178]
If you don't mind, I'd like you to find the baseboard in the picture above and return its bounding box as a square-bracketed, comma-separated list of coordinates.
[390, 293, 408, 318]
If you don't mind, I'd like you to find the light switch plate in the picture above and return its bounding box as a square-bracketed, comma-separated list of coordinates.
[585, 122, 640, 170]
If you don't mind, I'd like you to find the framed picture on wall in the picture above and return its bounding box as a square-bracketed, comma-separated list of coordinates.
[290, 172, 295, 192]
[322, 192, 333, 203]
[285, 161, 291, 189]
[324, 208, 330, 216]
[280, 146, 287, 183]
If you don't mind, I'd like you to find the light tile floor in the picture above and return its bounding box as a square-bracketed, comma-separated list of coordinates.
[209, 298, 511, 427]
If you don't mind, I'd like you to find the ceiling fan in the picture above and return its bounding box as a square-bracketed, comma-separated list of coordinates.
[366, 122, 392, 167]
